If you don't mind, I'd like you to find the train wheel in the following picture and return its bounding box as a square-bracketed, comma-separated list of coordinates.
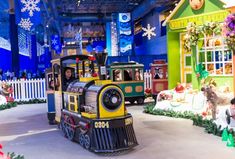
[65, 117, 75, 141]
[60, 118, 67, 137]
[129, 99, 135, 105]
[79, 133, 85, 146]
[84, 134, 91, 149]
[137, 98, 144, 105]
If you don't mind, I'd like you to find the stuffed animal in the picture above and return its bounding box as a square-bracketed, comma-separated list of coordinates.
[0, 82, 14, 102]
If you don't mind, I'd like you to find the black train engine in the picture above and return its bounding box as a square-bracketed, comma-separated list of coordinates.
[59, 54, 138, 153]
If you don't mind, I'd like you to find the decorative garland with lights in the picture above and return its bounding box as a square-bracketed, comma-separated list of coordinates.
[184, 22, 222, 52]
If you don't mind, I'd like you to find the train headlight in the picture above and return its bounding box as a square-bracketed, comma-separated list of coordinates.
[101, 88, 122, 111]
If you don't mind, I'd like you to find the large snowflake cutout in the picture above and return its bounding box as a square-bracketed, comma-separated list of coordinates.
[51, 39, 57, 45]
[21, 0, 40, 17]
[18, 18, 33, 31]
[142, 24, 156, 40]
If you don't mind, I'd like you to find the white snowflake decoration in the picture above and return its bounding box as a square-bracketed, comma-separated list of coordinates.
[51, 39, 57, 45]
[18, 18, 33, 31]
[142, 24, 156, 40]
[21, 0, 40, 17]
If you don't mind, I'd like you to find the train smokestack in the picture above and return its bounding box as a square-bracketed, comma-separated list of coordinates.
[94, 52, 107, 80]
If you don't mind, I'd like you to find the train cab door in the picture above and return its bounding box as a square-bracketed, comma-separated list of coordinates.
[52, 59, 62, 123]
[45, 68, 56, 124]
[151, 60, 168, 97]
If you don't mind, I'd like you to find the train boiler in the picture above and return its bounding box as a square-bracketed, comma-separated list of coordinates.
[57, 53, 138, 153]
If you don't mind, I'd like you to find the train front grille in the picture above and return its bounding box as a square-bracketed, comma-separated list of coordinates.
[91, 124, 138, 152]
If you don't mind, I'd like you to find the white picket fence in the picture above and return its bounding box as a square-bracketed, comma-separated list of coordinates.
[144, 70, 152, 91]
[0, 79, 46, 101]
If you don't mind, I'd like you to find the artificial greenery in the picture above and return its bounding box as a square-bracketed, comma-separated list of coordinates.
[0, 102, 17, 110]
[7, 152, 24, 159]
[16, 99, 46, 105]
[0, 99, 46, 111]
[144, 104, 234, 137]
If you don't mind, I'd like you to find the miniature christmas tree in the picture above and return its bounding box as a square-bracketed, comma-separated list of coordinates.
[222, 128, 229, 141]
[226, 134, 235, 147]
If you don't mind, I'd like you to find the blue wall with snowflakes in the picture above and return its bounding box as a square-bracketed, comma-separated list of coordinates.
[134, 10, 167, 56]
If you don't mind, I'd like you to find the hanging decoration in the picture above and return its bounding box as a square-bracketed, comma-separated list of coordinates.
[18, 18, 33, 31]
[223, 14, 235, 50]
[183, 22, 200, 52]
[111, 22, 118, 56]
[18, 28, 31, 56]
[15, 0, 41, 31]
[142, 24, 156, 40]
[21, 0, 40, 17]
[118, 13, 133, 56]
[51, 35, 62, 54]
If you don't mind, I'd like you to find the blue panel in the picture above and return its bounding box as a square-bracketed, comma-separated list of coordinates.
[0, 48, 11, 71]
[117, 13, 133, 56]
[47, 93, 55, 112]
[14, 0, 41, 31]
[133, 11, 167, 56]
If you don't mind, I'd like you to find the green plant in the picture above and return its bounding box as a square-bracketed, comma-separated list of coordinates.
[0, 144, 24, 159]
[7, 152, 24, 159]
[0, 99, 46, 111]
[144, 104, 230, 138]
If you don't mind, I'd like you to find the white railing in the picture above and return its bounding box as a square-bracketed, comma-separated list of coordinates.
[0, 78, 46, 101]
[144, 70, 152, 90]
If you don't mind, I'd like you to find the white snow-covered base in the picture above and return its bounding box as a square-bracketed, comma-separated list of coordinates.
[154, 89, 235, 131]
[0, 95, 7, 105]
[154, 90, 207, 113]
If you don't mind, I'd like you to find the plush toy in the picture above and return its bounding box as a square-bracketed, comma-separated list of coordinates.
[0, 82, 14, 102]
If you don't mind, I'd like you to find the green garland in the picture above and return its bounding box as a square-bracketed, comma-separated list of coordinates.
[7, 152, 24, 159]
[144, 104, 235, 137]
[0, 99, 47, 111]
[16, 99, 46, 105]
[0, 102, 17, 110]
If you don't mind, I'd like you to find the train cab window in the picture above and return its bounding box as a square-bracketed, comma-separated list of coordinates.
[113, 69, 122, 81]
[154, 67, 164, 79]
[63, 67, 75, 91]
[135, 69, 143, 81]
[124, 69, 132, 81]
[53, 64, 61, 91]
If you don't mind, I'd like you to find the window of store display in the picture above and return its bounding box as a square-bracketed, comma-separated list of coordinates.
[197, 36, 233, 76]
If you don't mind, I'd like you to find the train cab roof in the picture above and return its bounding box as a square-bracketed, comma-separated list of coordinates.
[60, 55, 94, 63]
[150, 60, 167, 67]
[109, 61, 144, 69]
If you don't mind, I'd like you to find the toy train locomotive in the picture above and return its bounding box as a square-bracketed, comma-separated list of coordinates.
[46, 53, 138, 153]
